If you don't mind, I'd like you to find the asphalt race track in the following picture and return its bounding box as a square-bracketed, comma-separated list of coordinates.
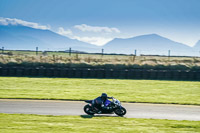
[0, 99, 200, 121]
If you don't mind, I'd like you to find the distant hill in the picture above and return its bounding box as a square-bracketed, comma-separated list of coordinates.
[0, 25, 98, 52]
[0, 25, 198, 56]
[193, 40, 200, 50]
[103, 34, 194, 56]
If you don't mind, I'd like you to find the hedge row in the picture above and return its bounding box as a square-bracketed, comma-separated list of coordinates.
[0, 67, 200, 80]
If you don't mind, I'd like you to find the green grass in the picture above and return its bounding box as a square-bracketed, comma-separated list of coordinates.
[0, 77, 200, 105]
[0, 113, 199, 133]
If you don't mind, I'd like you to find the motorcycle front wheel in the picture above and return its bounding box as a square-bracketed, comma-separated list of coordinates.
[84, 104, 95, 115]
[114, 107, 126, 116]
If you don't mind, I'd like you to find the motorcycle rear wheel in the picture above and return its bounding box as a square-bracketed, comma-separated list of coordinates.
[84, 104, 95, 115]
[114, 107, 126, 116]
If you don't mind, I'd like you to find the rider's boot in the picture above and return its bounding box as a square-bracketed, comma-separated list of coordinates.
[97, 110, 102, 114]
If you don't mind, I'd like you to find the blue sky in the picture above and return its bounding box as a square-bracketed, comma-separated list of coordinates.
[0, 0, 200, 46]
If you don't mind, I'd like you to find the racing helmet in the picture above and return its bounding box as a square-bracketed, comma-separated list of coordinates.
[101, 93, 107, 101]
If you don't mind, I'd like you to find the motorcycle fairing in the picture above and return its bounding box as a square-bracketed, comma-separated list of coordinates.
[104, 99, 111, 107]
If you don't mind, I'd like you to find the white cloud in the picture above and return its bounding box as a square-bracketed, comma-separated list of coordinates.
[73, 36, 113, 46]
[72, 24, 120, 45]
[57, 25, 120, 46]
[74, 24, 120, 33]
[57, 27, 114, 46]
[58, 27, 73, 36]
[0, 17, 119, 46]
[0, 17, 50, 30]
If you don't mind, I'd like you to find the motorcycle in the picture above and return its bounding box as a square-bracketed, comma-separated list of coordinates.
[83, 97, 126, 116]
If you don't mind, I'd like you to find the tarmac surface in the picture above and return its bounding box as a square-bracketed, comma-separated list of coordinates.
[0, 99, 200, 121]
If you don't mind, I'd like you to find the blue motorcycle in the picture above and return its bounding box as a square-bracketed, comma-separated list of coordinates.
[84, 97, 126, 116]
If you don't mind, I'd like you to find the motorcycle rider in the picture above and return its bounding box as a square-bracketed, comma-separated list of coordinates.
[92, 93, 112, 113]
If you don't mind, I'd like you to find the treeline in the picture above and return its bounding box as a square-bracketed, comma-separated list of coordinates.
[0, 63, 200, 81]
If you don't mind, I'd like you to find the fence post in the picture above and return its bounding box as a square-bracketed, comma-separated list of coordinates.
[168, 50, 171, 60]
[69, 47, 71, 56]
[36, 47, 38, 55]
[102, 49, 104, 57]
[2, 47, 4, 54]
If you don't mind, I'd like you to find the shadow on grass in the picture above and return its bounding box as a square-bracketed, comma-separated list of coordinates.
[80, 115, 94, 118]
[80, 114, 121, 119]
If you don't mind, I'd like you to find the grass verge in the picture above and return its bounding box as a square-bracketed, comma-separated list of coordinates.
[0, 113, 199, 133]
[0, 77, 200, 105]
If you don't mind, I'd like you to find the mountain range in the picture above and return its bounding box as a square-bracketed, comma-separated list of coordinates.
[103, 34, 196, 56]
[0, 25, 98, 52]
[0, 25, 200, 56]
[194, 40, 200, 50]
